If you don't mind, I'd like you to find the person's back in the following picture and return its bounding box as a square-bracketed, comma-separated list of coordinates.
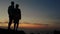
[8, 2, 15, 18]
[14, 4, 21, 20]
[14, 8, 21, 19]
[8, 5, 14, 17]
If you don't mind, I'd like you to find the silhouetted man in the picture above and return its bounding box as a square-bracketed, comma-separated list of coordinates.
[8, 1, 15, 30]
[14, 4, 21, 30]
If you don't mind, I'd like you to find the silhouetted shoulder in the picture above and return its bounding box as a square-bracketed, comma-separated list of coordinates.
[8, 6, 12, 9]
[18, 9, 21, 15]
[8, 6, 13, 11]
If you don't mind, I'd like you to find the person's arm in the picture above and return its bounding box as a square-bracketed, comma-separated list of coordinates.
[8, 6, 12, 16]
[8, 6, 11, 15]
[8, 7, 10, 15]
[19, 9, 21, 19]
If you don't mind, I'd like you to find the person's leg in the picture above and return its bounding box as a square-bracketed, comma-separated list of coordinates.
[8, 18, 12, 30]
[16, 19, 19, 30]
[14, 22, 16, 30]
[14, 19, 17, 30]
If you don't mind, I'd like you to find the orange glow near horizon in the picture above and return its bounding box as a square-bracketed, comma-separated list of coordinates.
[20, 24, 48, 29]
[0, 23, 48, 29]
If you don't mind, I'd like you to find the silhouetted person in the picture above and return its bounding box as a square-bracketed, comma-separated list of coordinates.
[8, 1, 15, 30]
[14, 4, 21, 30]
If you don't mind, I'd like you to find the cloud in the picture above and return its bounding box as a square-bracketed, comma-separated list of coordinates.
[32, 23, 48, 26]
[20, 21, 31, 24]
[53, 21, 60, 25]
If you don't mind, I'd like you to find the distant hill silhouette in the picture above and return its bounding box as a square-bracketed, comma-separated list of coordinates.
[0, 28, 25, 34]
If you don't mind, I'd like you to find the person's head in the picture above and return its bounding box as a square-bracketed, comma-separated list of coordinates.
[11, 1, 14, 6]
[16, 4, 19, 8]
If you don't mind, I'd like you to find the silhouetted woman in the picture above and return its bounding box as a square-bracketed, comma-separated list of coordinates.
[14, 4, 21, 30]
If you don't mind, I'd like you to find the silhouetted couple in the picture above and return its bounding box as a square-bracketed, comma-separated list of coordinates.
[8, 1, 21, 30]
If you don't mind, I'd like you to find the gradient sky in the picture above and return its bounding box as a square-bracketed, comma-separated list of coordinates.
[0, 0, 60, 26]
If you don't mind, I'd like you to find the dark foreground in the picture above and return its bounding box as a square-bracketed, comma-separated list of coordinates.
[0, 28, 26, 34]
[54, 30, 60, 34]
[0, 28, 60, 34]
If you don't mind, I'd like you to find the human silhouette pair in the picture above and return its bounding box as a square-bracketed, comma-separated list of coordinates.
[8, 1, 21, 30]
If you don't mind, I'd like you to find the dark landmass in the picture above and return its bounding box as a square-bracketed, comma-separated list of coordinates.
[0, 28, 60, 34]
[54, 30, 60, 34]
[0, 28, 26, 34]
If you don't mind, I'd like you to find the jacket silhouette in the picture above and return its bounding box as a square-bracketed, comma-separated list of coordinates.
[14, 6, 21, 20]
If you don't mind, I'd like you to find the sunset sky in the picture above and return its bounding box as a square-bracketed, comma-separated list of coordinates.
[0, 0, 60, 28]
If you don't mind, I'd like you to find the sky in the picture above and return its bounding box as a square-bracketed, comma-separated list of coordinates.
[0, 0, 60, 27]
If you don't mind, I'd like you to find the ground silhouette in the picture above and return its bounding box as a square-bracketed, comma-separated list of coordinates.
[0, 28, 25, 34]
[54, 30, 60, 34]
